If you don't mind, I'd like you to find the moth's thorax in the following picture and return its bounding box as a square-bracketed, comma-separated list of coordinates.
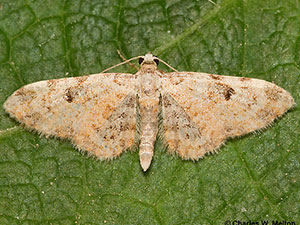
[137, 69, 160, 101]
[139, 64, 157, 73]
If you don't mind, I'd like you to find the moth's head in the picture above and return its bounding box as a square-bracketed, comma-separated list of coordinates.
[139, 53, 159, 67]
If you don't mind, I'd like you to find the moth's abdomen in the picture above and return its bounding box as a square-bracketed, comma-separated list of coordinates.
[139, 101, 159, 171]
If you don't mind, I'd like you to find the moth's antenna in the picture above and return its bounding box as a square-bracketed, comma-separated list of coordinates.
[154, 57, 179, 72]
[101, 56, 142, 73]
[117, 50, 139, 71]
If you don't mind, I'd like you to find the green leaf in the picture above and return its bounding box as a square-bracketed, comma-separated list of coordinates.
[0, 0, 299, 224]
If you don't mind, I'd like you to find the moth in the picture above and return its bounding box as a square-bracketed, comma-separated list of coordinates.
[4, 54, 295, 171]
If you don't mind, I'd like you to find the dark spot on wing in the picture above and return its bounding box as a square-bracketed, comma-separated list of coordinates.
[64, 90, 73, 103]
[210, 74, 222, 80]
[64, 87, 78, 103]
[120, 112, 126, 118]
[224, 87, 235, 100]
[215, 82, 236, 100]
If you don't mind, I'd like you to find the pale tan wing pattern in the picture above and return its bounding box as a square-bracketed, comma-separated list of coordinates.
[4, 73, 138, 159]
[160, 72, 294, 160]
[161, 93, 208, 159]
